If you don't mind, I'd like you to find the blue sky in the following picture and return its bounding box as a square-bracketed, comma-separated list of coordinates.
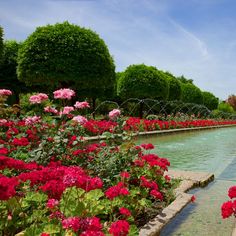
[0, 0, 236, 100]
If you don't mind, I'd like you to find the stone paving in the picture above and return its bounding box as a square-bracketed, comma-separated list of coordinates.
[139, 170, 214, 236]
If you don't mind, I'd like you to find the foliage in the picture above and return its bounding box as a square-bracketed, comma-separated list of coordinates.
[117, 64, 169, 100]
[0, 40, 28, 104]
[202, 91, 219, 110]
[160, 71, 182, 101]
[227, 95, 236, 111]
[181, 82, 203, 104]
[177, 75, 193, 84]
[17, 21, 116, 100]
[0, 26, 3, 61]
[218, 101, 234, 113]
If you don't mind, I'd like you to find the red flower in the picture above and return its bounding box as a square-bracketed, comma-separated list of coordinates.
[12, 137, 29, 146]
[119, 207, 131, 217]
[120, 171, 130, 179]
[191, 195, 196, 202]
[228, 186, 236, 199]
[41, 233, 50, 236]
[105, 182, 129, 200]
[0, 147, 8, 155]
[81, 217, 103, 231]
[109, 220, 130, 236]
[221, 201, 234, 219]
[140, 143, 154, 150]
[0, 176, 19, 200]
[150, 189, 163, 200]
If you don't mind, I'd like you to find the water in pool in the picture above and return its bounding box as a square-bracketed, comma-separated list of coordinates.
[136, 127, 236, 236]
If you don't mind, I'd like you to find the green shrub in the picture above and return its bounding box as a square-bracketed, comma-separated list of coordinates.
[0, 40, 27, 104]
[218, 101, 234, 113]
[17, 21, 116, 100]
[202, 91, 219, 110]
[181, 82, 203, 104]
[160, 71, 182, 101]
[117, 64, 169, 100]
[0, 26, 3, 61]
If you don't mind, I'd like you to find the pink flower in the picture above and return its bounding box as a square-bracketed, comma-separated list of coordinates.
[80, 231, 105, 236]
[44, 106, 58, 114]
[0, 89, 12, 96]
[53, 88, 75, 100]
[74, 101, 90, 109]
[119, 207, 131, 217]
[46, 199, 59, 209]
[62, 216, 81, 232]
[109, 220, 130, 236]
[109, 109, 121, 120]
[72, 115, 88, 124]
[24, 116, 41, 125]
[29, 93, 48, 104]
[60, 106, 74, 115]
[228, 186, 236, 199]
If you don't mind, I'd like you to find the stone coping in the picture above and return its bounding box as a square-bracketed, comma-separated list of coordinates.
[84, 124, 236, 141]
[232, 222, 236, 236]
[139, 170, 214, 236]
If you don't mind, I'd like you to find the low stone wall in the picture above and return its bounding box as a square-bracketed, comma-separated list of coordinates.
[84, 124, 236, 141]
[139, 170, 214, 236]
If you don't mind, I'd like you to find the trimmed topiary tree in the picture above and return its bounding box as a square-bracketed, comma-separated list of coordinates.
[0, 40, 27, 104]
[117, 64, 169, 100]
[17, 22, 116, 103]
[202, 91, 219, 110]
[0, 26, 3, 61]
[181, 82, 203, 104]
[159, 71, 182, 101]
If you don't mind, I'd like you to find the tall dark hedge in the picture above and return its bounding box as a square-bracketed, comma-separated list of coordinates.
[202, 91, 219, 110]
[0, 40, 27, 104]
[159, 71, 182, 101]
[0, 26, 3, 61]
[117, 64, 169, 100]
[17, 22, 115, 99]
[181, 83, 203, 104]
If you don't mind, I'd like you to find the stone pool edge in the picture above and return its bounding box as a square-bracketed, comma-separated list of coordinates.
[139, 170, 214, 236]
[84, 124, 236, 141]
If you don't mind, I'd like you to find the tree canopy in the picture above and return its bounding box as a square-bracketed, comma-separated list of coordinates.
[117, 64, 169, 100]
[181, 82, 203, 104]
[17, 21, 116, 99]
[160, 71, 182, 101]
[0, 26, 3, 61]
[0, 40, 27, 103]
[202, 91, 219, 110]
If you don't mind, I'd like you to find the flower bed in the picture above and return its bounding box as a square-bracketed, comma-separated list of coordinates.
[0, 89, 178, 236]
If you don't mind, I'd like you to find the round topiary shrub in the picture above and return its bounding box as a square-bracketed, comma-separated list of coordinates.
[117, 64, 169, 100]
[202, 91, 219, 110]
[159, 71, 182, 101]
[181, 82, 203, 104]
[17, 21, 115, 99]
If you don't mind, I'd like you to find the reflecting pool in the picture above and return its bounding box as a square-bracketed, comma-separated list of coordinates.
[136, 127, 236, 236]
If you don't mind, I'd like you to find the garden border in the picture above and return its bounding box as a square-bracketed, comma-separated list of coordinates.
[139, 170, 214, 236]
[84, 124, 236, 141]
